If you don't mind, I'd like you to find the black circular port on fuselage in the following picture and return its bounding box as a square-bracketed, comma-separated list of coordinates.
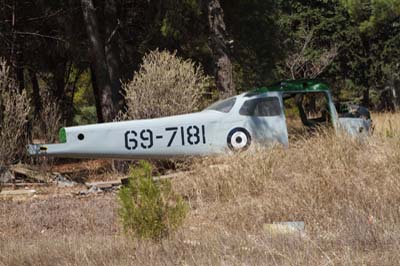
[78, 133, 85, 141]
[236, 137, 243, 143]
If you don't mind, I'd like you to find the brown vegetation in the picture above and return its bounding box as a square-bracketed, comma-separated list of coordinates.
[0, 59, 31, 166]
[1, 113, 400, 265]
[32, 95, 63, 144]
[121, 50, 210, 120]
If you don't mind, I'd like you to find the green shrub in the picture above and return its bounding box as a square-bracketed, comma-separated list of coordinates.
[118, 161, 188, 240]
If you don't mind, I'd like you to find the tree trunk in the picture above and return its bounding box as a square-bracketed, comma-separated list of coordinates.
[104, 0, 124, 111]
[50, 59, 70, 124]
[28, 69, 41, 117]
[205, 0, 235, 98]
[81, 0, 116, 121]
[65, 68, 83, 125]
[15, 44, 24, 92]
[360, 36, 371, 108]
[53, 61, 67, 100]
[10, 0, 24, 93]
[90, 64, 105, 123]
[362, 87, 370, 108]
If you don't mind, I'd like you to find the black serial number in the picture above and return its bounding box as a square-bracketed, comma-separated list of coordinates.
[125, 125, 206, 150]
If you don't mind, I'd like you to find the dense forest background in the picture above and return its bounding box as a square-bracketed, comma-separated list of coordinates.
[1, 0, 399, 127]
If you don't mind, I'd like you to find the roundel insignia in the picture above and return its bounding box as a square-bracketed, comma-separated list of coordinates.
[227, 127, 251, 151]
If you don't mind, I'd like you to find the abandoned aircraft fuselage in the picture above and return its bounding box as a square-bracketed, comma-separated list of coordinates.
[28, 80, 372, 159]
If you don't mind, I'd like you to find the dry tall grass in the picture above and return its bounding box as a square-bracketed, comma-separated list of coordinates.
[0, 59, 31, 165]
[372, 112, 400, 137]
[1, 113, 400, 265]
[32, 95, 63, 144]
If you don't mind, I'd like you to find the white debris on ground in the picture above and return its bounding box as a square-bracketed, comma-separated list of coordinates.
[263, 221, 306, 236]
[0, 166, 15, 183]
[54, 173, 77, 187]
[0, 189, 37, 197]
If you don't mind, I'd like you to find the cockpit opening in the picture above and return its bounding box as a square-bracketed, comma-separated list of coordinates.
[283, 91, 332, 140]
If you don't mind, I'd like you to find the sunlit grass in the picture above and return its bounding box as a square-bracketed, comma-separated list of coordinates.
[1, 113, 399, 265]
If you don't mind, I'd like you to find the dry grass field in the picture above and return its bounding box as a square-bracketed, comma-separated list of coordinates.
[1, 113, 400, 266]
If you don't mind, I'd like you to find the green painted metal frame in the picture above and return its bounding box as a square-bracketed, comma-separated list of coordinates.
[250, 79, 330, 94]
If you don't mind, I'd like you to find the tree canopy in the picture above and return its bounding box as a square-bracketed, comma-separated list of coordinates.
[0, 0, 399, 126]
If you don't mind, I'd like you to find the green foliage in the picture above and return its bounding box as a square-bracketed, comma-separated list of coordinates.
[1, 0, 399, 113]
[338, 0, 400, 106]
[341, 0, 400, 33]
[269, 0, 400, 107]
[118, 161, 188, 240]
[73, 70, 94, 107]
[73, 106, 97, 125]
[223, 0, 283, 89]
[274, 2, 352, 87]
[73, 70, 97, 125]
[159, 0, 202, 41]
[144, 0, 211, 69]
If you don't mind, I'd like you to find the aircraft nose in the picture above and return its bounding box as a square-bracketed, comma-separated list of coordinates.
[27, 144, 47, 155]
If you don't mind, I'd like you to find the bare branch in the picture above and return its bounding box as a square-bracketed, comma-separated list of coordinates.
[310, 46, 338, 78]
[280, 29, 337, 79]
[106, 19, 121, 45]
[14, 31, 66, 43]
[0, 9, 65, 24]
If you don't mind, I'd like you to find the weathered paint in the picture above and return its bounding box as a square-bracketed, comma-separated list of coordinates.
[28, 80, 372, 160]
[249, 79, 330, 95]
[29, 91, 289, 159]
[338, 118, 372, 137]
[58, 128, 67, 143]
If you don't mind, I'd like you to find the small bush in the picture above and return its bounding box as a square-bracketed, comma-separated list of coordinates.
[0, 59, 31, 165]
[30, 95, 63, 171]
[121, 50, 210, 120]
[33, 94, 62, 143]
[118, 161, 187, 240]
